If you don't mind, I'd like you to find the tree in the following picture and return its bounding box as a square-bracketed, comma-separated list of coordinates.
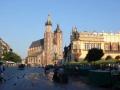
[3, 51, 22, 63]
[115, 56, 120, 60]
[105, 55, 113, 60]
[63, 46, 68, 60]
[53, 53, 58, 64]
[84, 48, 104, 62]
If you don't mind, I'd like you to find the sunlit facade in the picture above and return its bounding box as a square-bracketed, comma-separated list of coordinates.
[0, 38, 10, 58]
[68, 27, 120, 61]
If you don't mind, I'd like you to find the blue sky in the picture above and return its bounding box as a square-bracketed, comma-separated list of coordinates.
[0, 0, 120, 58]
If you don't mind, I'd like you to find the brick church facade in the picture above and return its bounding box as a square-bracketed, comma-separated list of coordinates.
[26, 15, 63, 66]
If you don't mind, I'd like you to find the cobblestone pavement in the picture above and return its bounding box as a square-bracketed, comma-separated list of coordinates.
[0, 67, 111, 90]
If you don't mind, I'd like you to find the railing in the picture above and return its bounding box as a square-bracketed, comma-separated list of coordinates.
[105, 50, 120, 53]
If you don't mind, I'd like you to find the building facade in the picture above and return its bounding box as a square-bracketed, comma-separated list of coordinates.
[27, 15, 63, 66]
[0, 38, 10, 59]
[66, 27, 120, 61]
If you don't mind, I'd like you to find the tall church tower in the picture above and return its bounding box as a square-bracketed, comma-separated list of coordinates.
[44, 15, 53, 65]
[54, 24, 63, 60]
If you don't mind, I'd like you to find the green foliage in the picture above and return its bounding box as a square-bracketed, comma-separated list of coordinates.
[115, 56, 120, 60]
[84, 48, 104, 62]
[52, 53, 58, 63]
[105, 55, 113, 60]
[93, 59, 115, 65]
[64, 59, 120, 67]
[63, 60, 88, 66]
[63, 46, 68, 60]
[3, 51, 22, 63]
[54, 53, 58, 60]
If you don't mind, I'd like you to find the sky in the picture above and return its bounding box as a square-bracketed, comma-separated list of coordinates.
[0, 0, 120, 58]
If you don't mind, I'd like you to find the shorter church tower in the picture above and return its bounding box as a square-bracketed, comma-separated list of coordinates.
[54, 24, 63, 60]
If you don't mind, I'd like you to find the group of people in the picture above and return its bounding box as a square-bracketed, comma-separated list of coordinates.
[52, 67, 68, 83]
[44, 64, 68, 84]
[0, 62, 5, 83]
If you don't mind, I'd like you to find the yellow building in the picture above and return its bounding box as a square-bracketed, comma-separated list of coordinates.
[68, 27, 120, 61]
[26, 15, 63, 66]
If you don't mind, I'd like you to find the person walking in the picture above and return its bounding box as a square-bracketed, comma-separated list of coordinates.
[0, 62, 6, 83]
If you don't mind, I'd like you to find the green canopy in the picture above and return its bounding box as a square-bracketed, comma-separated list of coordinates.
[0, 60, 5, 65]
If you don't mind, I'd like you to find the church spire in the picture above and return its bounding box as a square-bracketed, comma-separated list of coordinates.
[54, 24, 62, 33]
[45, 14, 52, 26]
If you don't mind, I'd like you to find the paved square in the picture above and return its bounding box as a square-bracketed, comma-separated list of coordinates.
[0, 67, 111, 90]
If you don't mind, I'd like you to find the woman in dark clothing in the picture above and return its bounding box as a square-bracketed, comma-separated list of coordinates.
[52, 68, 60, 82]
[53, 67, 68, 83]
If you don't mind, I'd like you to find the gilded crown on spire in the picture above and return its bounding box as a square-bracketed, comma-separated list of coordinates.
[45, 14, 52, 26]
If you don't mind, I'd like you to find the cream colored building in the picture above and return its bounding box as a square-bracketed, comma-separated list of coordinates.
[26, 15, 63, 66]
[0, 38, 10, 59]
[68, 27, 120, 61]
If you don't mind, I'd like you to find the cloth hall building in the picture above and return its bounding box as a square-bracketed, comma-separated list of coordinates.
[66, 27, 120, 61]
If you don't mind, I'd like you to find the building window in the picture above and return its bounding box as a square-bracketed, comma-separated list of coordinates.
[73, 44, 77, 49]
[104, 43, 111, 51]
[85, 43, 89, 50]
[98, 43, 101, 49]
[111, 42, 119, 51]
[86, 43, 89, 50]
[89, 43, 91, 50]
[93, 43, 95, 48]
[85, 43, 87, 50]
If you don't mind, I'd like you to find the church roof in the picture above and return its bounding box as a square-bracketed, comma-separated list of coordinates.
[29, 39, 44, 48]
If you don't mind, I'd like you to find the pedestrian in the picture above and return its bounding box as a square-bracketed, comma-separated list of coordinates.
[0, 62, 6, 83]
[52, 67, 60, 82]
[58, 67, 68, 83]
[44, 66, 48, 75]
